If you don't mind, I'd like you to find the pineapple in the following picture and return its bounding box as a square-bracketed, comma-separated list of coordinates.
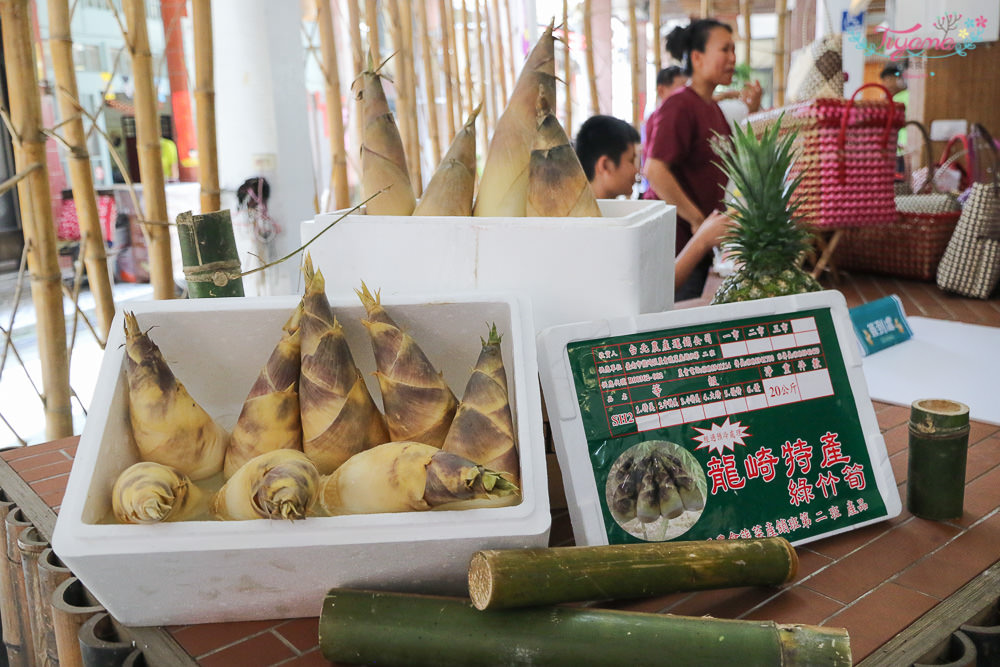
[710, 118, 822, 304]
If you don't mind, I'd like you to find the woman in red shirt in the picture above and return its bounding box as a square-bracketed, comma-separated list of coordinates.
[643, 18, 736, 301]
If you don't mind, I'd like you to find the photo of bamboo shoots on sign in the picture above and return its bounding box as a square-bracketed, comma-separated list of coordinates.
[606, 440, 707, 541]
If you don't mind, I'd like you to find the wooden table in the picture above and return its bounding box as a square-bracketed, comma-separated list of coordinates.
[2, 403, 998, 666]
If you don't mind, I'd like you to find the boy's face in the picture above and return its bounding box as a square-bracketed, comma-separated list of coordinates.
[604, 143, 640, 198]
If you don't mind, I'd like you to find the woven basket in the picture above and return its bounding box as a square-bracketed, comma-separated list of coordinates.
[836, 121, 961, 281]
[747, 83, 905, 230]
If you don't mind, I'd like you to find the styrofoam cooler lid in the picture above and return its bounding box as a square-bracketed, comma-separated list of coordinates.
[537, 290, 901, 547]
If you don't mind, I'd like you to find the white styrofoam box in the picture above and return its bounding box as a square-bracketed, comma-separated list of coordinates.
[537, 290, 901, 548]
[300, 199, 676, 332]
[52, 292, 549, 626]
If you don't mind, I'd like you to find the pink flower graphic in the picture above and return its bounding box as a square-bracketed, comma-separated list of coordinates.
[976, 15, 988, 28]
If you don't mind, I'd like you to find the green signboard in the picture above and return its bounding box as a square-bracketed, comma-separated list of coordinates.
[849, 295, 912, 356]
[539, 292, 900, 547]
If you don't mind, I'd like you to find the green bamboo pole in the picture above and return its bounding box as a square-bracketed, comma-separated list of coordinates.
[176, 210, 244, 298]
[469, 537, 798, 611]
[319, 589, 853, 666]
[907, 399, 970, 520]
[192, 0, 220, 213]
[124, 0, 174, 300]
[0, 0, 74, 439]
[48, 0, 116, 340]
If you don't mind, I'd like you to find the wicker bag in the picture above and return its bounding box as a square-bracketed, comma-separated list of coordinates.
[836, 121, 961, 281]
[747, 83, 904, 230]
[936, 124, 1000, 299]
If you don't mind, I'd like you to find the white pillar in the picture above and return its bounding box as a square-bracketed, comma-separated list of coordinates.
[212, 0, 316, 296]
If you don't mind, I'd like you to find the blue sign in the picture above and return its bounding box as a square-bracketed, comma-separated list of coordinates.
[842, 11, 865, 31]
[849, 295, 912, 356]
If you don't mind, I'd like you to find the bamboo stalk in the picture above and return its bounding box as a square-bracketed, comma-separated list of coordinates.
[366, 0, 380, 63]
[192, 0, 219, 212]
[51, 577, 104, 667]
[124, 0, 173, 300]
[741, 0, 752, 66]
[701, 0, 711, 17]
[438, 0, 458, 141]
[387, 0, 421, 194]
[562, 0, 571, 133]
[176, 210, 245, 297]
[460, 0, 473, 118]
[484, 0, 499, 137]
[5, 508, 36, 667]
[0, 0, 74, 439]
[401, 1, 421, 193]
[37, 547, 72, 667]
[475, 0, 490, 149]
[319, 589, 853, 666]
[315, 0, 350, 209]
[489, 0, 508, 107]
[583, 0, 599, 115]
[628, 0, 641, 129]
[414, 0, 442, 166]
[651, 0, 661, 75]
[504, 0, 516, 100]
[0, 494, 30, 667]
[468, 537, 798, 611]
[346, 0, 366, 189]
[18, 526, 49, 667]
[47, 0, 115, 340]
[446, 0, 463, 130]
[774, 0, 787, 106]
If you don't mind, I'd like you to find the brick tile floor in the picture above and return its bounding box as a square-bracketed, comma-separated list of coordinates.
[1, 271, 997, 665]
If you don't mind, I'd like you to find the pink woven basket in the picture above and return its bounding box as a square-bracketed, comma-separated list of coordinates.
[747, 83, 905, 230]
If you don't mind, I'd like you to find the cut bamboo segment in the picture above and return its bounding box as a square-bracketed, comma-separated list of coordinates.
[18, 525, 50, 667]
[526, 87, 601, 217]
[353, 52, 416, 216]
[5, 508, 36, 667]
[192, 0, 221, 213]
[47, 0, 115, 339]
[907, 398, 971, 520]
[473, 22, 557, 217]
[583, 0, 600, 115]
[414, 0, 442, 166]
[314, 0, 350, 209]
[468, 537, 798, 610]
[176, 210, 245, 298]
[413, 104, 480, 216]
[38, 548, 72, 667]
[124, 0, 174, 300]
[319, 588, 852, 666]
[78, 613, 135, 667]
[0, 0, 73, 439]
[0, 496, 30, 667]
[52, 577, 104, 667]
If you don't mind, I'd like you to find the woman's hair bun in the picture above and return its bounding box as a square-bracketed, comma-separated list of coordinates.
[665, 25, 690, 62]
